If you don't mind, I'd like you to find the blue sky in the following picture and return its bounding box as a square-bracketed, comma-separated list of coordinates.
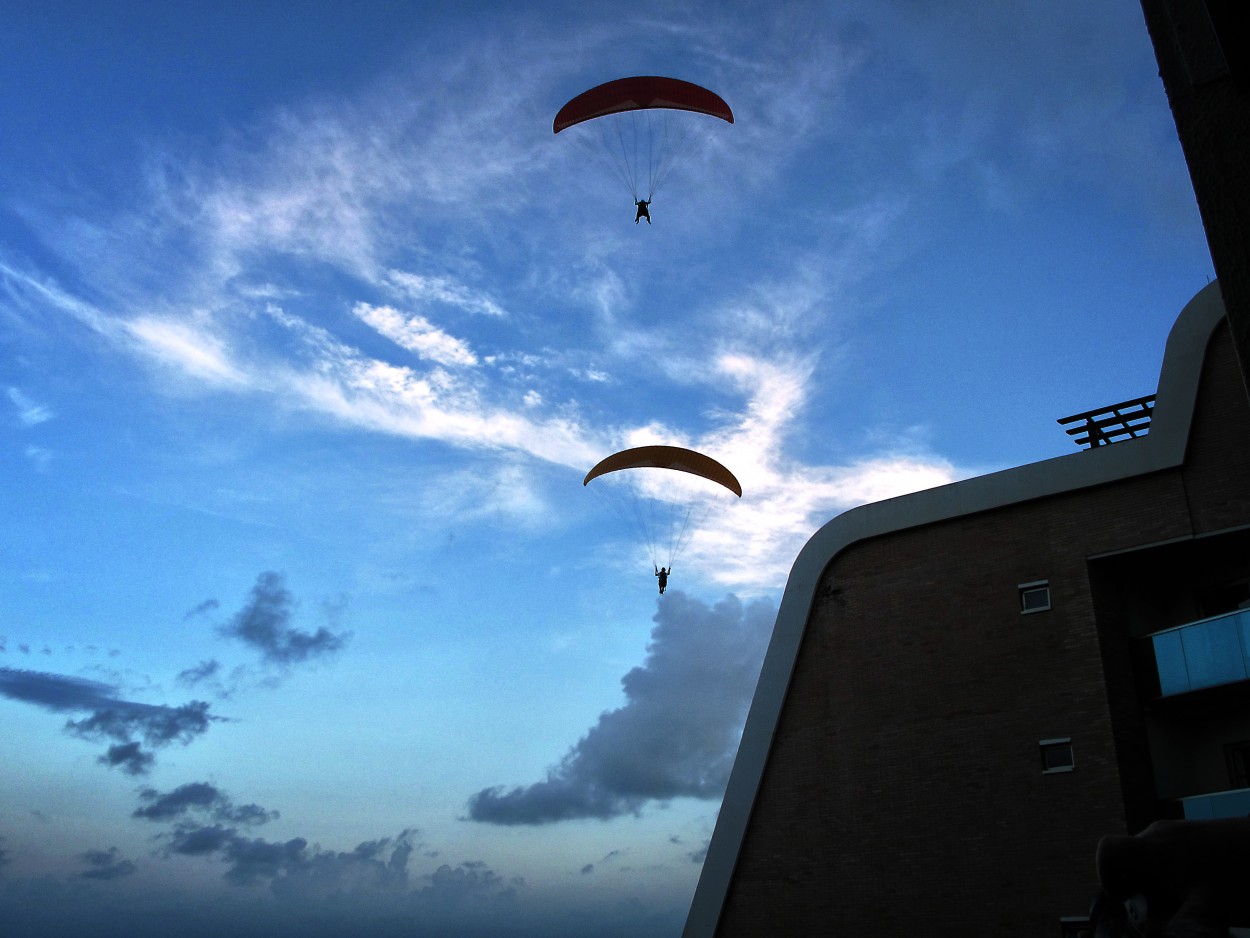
[0, 2, 1216, 935]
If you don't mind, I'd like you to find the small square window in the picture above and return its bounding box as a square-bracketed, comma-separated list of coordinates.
[1040, 738, 1074, 773]
[1020, 580, 1051, 614]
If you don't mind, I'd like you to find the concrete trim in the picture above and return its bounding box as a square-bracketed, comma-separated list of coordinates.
[682, 282, 1227, 937]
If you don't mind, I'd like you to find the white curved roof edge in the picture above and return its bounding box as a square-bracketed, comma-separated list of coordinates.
[683, 281, 1228, 938]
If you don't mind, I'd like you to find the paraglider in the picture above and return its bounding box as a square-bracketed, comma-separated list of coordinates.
[553, 76, 734, 222]
[583, 445, 742, 591]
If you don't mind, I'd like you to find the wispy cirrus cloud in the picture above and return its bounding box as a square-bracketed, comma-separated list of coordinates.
[0, 8, 967, 598]
[580, 347, 962, 591]
[6, 387, 53, 425]
[258, 302, 602, 470]
[689, 350, 961, 588]
[385, 270, 507, 318]
[124, 316, 248, 387]
[353, 302, 478, 367]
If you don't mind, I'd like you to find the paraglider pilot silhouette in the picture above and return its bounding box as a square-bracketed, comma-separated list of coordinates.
[552, 76, 734, 225]
[582, 445, 742, 594]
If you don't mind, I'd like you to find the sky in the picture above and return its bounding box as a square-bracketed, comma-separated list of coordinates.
[0, 2, 1217, 935]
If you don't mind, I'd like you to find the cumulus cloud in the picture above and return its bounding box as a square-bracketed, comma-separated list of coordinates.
[79, 847, 137, 881]
[220, 572, 349, 666]
[0, 667, 218, 774]
[267, 835, 416, 900]
[411, 861, 517, 908]
[466, 592, 772, 824]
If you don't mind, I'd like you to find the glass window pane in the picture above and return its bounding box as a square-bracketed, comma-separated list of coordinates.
[1153, 630, 1190, 695]
[1042, 743, 1073, 771]
[1237, 609, 1250, 676]
[1021, 587, 1050, 612]
[1180, 617, 1247, 689]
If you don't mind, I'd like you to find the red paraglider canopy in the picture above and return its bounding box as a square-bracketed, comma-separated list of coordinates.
[553, 76, 734, 134]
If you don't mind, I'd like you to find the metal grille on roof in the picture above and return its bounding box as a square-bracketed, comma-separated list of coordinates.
[1057, 394, 1156, 449]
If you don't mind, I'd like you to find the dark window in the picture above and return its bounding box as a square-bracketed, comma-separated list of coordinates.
[1040, 738, 1074, 773]
[1197, 580, 1250, 618]
[1020, 581, 1051, 614]
[1225, 739, 1250, 788]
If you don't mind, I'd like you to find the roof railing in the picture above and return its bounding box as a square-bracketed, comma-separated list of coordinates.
[1057, 394, 1156, 448]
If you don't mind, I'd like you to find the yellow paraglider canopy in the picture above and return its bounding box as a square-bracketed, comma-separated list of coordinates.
[582, 445, 742, 497]
[583, 445, 742, 578]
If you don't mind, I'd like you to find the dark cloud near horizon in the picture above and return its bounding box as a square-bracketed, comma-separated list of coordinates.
[129, 780, 518, 914]
[0, 666, 219, 774]
[134, 784, 451, 897]
[221, 572, 349, 666]
[165, 821, 433, 895]
[0, 668, 119, 711]
[134, 782, 278, 826]
[170, 826, 309, 885]
[66, 699, 212, 746]
[79, 847, 137, 881]
[466, 591, 773, 824]
[99, 741, 156, 775]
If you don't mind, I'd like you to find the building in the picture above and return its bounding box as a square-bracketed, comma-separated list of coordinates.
[1138, 0, 1250, 397]
[684, 282, 1250, 936]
